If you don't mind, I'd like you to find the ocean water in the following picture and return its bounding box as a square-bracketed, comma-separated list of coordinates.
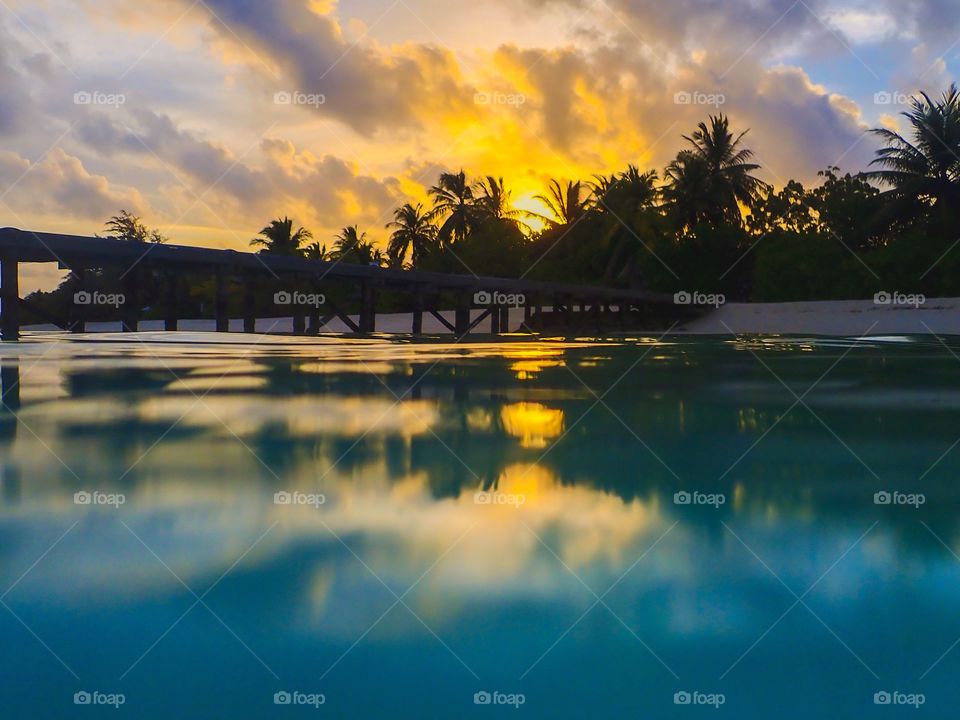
[1, 332, 958, 718]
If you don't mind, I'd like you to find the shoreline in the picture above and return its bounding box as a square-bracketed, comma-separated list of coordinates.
[676, 297, 960, 336]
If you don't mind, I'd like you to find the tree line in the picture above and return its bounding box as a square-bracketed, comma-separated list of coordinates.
[246, 84, 960, 301]
[25, 83, 960, 323]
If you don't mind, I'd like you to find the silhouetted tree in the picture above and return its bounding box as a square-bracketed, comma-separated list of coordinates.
[303, 241, 330, 261]
[474, 176, 524, 227]
[868, 85, 960, 237]
[101, 210, 167, 243]
[530, 179, 591, 229]
[386, 203, 436, 268]
[664, 115, 768, 229]
[428, 171, 479, 245]
[250, 217, 312, 256]
[331, 226, 384, 266]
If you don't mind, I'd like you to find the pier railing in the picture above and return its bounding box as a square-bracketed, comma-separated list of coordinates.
[0, 227, 685, 341]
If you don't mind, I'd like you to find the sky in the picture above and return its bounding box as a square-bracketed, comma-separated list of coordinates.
[0, 0, 958, 291]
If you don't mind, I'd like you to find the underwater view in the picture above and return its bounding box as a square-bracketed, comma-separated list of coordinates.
[1, 333, 958, 718]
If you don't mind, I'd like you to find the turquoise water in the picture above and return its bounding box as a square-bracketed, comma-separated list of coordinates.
[1, 333, 959, 718]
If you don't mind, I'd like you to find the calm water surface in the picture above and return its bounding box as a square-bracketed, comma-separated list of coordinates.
[1, 332, 959, 718]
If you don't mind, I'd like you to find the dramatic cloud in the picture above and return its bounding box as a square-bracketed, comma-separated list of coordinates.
[75, 109, 406, 235]
[0, 147, 148, 219]
[0, 25, 38, 136]
[166, 0, 478, 136]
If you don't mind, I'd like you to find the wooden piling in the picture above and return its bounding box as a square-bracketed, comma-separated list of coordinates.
[72, 268, 87, 333]
[164, 272, 179, 331]
[307, 280, 321, 335]
[490, 302, 501, 334]
[359, 280, 376, 333]
[0, 254, 19, 342]
[455, 292, 471, 337]
[289, 276, 304, 334]
[242, 277, 256, 333]
[412, 286, 424, 335]
[215, 269, 229, 332]
[121, 268, 139, 333]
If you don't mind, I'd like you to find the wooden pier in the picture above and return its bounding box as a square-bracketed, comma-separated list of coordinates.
[0, 227, 686, 341]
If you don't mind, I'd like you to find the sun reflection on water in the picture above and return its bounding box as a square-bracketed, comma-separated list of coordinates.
[499, 402, 565, 448]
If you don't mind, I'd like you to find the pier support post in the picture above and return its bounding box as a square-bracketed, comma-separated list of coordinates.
[243, 277, 256, 334]
[490, 303, 501, 335]
[0, 254, 19, 342]
[412, 286, 424, 335]
[307, 280, 321, 335]
[291, 276, 305, 335]
[455, 292, 471, 337]
[292, 311, 306, 335]
[215, 269, 229, 332]
[164, 273, 179, 331]
[121, 268, 139, 333]
[531, 293, 543, 332]
[500, 306, 510, 333]
[359, 280, 376, 333]
[72, 268, 87, 333]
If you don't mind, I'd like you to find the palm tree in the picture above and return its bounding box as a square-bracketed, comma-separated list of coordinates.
[428, 170, 478, 244]
[474, 176, 523, 223]
[250, 217, 312, 256]
[529, 179, 592, 229]
[591, 166, 661, 283]
[331, 226, 384, 266]
[332, 225, 366, 256]
[663, 152, 715, 229]
[593, 165, 658, 215]
[868, 85, 960, 234]
[386, 203, 436, 268]
[664, 115, 768, 228]
[303, 241, 330, 262]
